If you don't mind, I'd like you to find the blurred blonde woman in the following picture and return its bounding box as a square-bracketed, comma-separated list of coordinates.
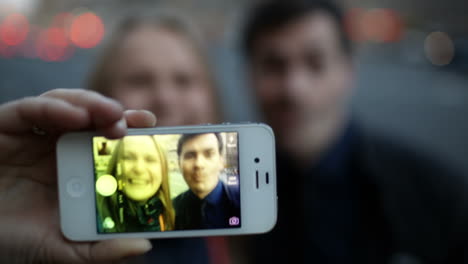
[88, 12, 230, 264]
[88, 13, 221, 126]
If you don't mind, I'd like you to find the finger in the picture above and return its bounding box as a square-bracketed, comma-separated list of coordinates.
[100, 109, 157, 139]
[41, 89, 124, 130]
[89, 238, 152, 263]
[0, 96, 90, 134]
[124, 110, 157, 128]
[100, 118, 127, 139]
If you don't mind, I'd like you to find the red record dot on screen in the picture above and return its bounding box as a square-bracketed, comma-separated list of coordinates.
[0, 13, 29, 46]
[69, 12, 104, 49]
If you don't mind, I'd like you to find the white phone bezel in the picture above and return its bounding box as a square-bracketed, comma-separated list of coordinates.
[57, 123, 277, 241]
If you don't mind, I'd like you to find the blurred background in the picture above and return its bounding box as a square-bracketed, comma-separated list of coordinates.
[0, 0, 466, 174]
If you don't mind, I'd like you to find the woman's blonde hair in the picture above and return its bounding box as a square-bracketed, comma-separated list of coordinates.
[87, 12, 222, 122]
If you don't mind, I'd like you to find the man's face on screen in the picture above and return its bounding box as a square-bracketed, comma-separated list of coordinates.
[119, 136, 163, 202]
[179, 134, 224, 199]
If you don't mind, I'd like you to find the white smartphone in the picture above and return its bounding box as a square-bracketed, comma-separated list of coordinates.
[57, 123, 277, 241]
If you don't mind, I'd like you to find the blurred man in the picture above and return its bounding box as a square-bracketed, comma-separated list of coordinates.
[241, 0, 468, 263]
[174, 133, 240, 229]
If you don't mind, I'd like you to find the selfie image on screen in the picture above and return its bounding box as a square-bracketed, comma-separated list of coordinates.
[93, 132, 240, 233]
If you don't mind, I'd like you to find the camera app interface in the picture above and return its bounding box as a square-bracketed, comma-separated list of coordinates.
[93, 132, 240, 233]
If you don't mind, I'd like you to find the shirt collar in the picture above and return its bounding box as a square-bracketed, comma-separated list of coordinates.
[313, 122, 356, 175]
[277, 121, 358, 185]
[204, 180, 224, 205]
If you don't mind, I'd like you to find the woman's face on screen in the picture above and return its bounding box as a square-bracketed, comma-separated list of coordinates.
[119, 136, 163, 202]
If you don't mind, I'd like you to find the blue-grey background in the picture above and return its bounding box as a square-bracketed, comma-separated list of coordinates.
[0, 0, 467, 174]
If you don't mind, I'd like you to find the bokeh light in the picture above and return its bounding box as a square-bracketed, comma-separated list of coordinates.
[69, 12, 104, 49]
[0, 13, 29, 46]
[18, 24, 40, 58]
[424, 31, 455, 66]
[361, 8, 404, 43]
[36, 28, 74, 62]
[344, 8, 366, 43]
[46, 27, 68, 47]
[0, 41, 17, 58]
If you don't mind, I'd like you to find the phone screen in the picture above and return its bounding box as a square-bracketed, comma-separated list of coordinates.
[92, 132, 241, 233]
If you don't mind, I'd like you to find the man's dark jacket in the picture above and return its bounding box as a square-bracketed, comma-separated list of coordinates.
[246, 125, 468, 264]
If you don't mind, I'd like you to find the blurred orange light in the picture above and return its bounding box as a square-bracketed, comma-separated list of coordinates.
[0, 13, 29, 46]
[37, 28, 74, 62]
[0, 41, 17, 58]
[69, 12, 104, 49]
[344, 8, 366, 43]
[361, 9, 404, 43]
[51, 12, 74, 38]
[44, 45, 74, 62]
[18, 25, 40, 59]
[46, 27, 68, 47]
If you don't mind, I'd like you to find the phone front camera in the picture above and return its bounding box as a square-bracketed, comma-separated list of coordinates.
[254, 157, 260, 163]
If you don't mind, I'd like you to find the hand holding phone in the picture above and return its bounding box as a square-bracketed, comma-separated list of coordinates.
[58, 123, 277, 241]
[0, 89, 154, 263]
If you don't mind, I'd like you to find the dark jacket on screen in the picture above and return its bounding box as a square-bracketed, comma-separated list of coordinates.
[173, 180, 241, 230]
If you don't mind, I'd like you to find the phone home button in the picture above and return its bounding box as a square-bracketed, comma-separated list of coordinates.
[66, 178, 85, 198]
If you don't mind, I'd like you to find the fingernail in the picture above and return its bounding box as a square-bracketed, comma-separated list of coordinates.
[125, 109, 139, 114]
[132, 239, 153, 253]
[128, 109, 157, 126]
[117, 118, 127, 131]
[142, 110, 157, 126]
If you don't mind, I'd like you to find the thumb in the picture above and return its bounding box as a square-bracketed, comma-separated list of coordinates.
[89, 238, 152, 262]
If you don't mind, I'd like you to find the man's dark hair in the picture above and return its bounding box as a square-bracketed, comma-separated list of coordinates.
[242, 0, 352, 58]
[177, 133, 223, 156]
